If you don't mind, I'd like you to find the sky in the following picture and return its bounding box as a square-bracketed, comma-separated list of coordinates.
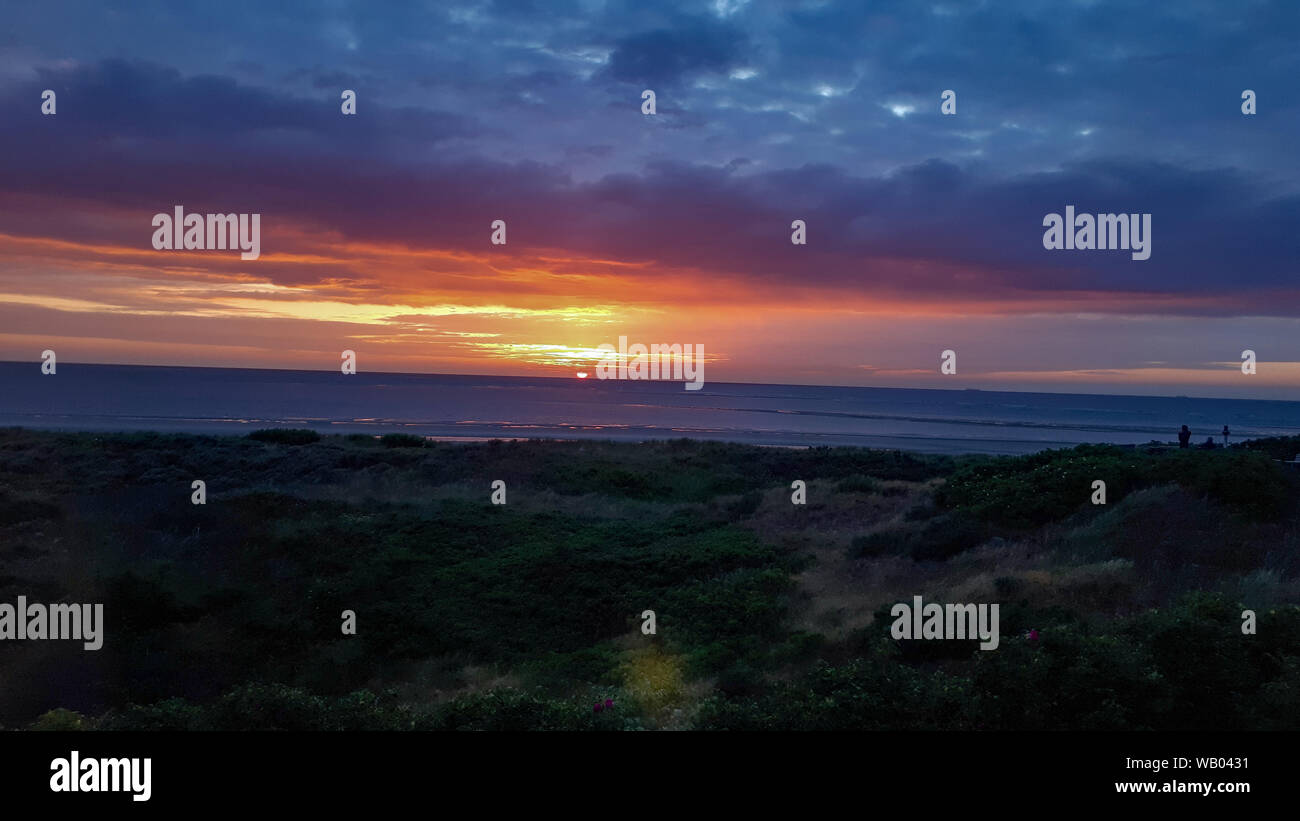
[0, 0, 1297, 398]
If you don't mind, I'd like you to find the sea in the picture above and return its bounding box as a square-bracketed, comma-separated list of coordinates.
[2, 362, 1299, 455]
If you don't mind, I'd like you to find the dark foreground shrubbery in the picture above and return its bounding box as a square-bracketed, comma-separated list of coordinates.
[2, 429, 1296, 731]
[850, 512, 990, 561]
[1239, 434, 1300, 461]
[698, 595, 1300, 730]
[94, 684, 640, 731]
[938, 443, 1293, 528]
[68, 595, 1299, 732]
[248, 428, 321, 445]
[380, 433, 427, 448]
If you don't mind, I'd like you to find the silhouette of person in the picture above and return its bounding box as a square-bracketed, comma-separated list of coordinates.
[1178, 425, 1191, 448]
[1222, 425, 1230, 447]
[1201, 436, 1216, 449]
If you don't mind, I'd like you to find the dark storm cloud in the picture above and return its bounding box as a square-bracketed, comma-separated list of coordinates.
[603, 19, 751, 87]
[18, 59, 478, 143]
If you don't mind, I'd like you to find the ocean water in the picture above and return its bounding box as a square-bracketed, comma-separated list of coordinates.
[2, 362, 1299, 455]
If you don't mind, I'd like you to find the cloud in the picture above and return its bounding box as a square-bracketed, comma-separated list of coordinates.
[0, 1, 1298, 323]
[11, 58, 480, 144]
[2, 53, 1298, 317]
[603, 19, 750, 86]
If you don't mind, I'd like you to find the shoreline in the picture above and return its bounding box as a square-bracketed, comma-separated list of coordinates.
[5, 362, 1297, 456]
[0, 419, 1246, 457]
[0, 420, 1184, 456]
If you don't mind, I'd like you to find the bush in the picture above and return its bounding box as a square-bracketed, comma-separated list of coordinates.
[836, 474, 879, 494]
[849, 513, 989, 561]
[1153, 450, 1289, 520]
[727, 490, 763, 517]
[248, 428, 321, 445]
[937, 444, 1290, 528]
[911, 513, 990, 561]
[849, 531, 898, 558]
[30, 708, 90, 731]
[0, 495, 62, 525]
[427, 690, 641, 731]
[98, 698, 208, 731]
[1237, 434, 1300, 461]
[97, 685, 412, 731]
[698, 596, 1300, 730]
[696, 654, 973, 731]
[380, 433, 427, 448]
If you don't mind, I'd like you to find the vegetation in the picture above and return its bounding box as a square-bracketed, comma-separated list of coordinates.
[247, 428, 321, 445]
[1, 428, 1296, 730]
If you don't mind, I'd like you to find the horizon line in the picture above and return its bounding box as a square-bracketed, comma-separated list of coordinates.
[4, 359, 1297, 405]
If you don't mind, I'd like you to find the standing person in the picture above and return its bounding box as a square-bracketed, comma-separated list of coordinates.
[1178, 425, 1191, 448]
[1222, 425, 1230, 447]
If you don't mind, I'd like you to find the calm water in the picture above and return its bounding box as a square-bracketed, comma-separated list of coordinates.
[2, 362, 1299, 454]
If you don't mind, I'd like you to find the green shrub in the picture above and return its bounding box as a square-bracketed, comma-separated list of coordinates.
[427, 689, 641, 731]
[98, 698, 208, 731]
[849, 531, 898, 558]
[248, 428, 321, 445]
[849, 513, 988, 561]
[938, 444, 1290, 528]
[696, 654, 972, 731]
[0, 495, 62, 525]
[98, 685, 411, 731]
[699, 596, 1300, 731]
[30, 708, 90, 731]
[910, 512, 990, 561]
[727, 490, 763, 517]
[380, 433, 426, 448]
[1237, 434, 1300, 461]
[836, 474, 879, 494]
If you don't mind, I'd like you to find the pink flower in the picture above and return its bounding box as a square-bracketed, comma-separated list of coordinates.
[1028, 629, 1040, 641]
[593, 702, 603, 713]
[604, 698, 614, 710]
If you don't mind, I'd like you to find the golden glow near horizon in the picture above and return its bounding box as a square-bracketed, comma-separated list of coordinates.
[2, 227, 1298, 398]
